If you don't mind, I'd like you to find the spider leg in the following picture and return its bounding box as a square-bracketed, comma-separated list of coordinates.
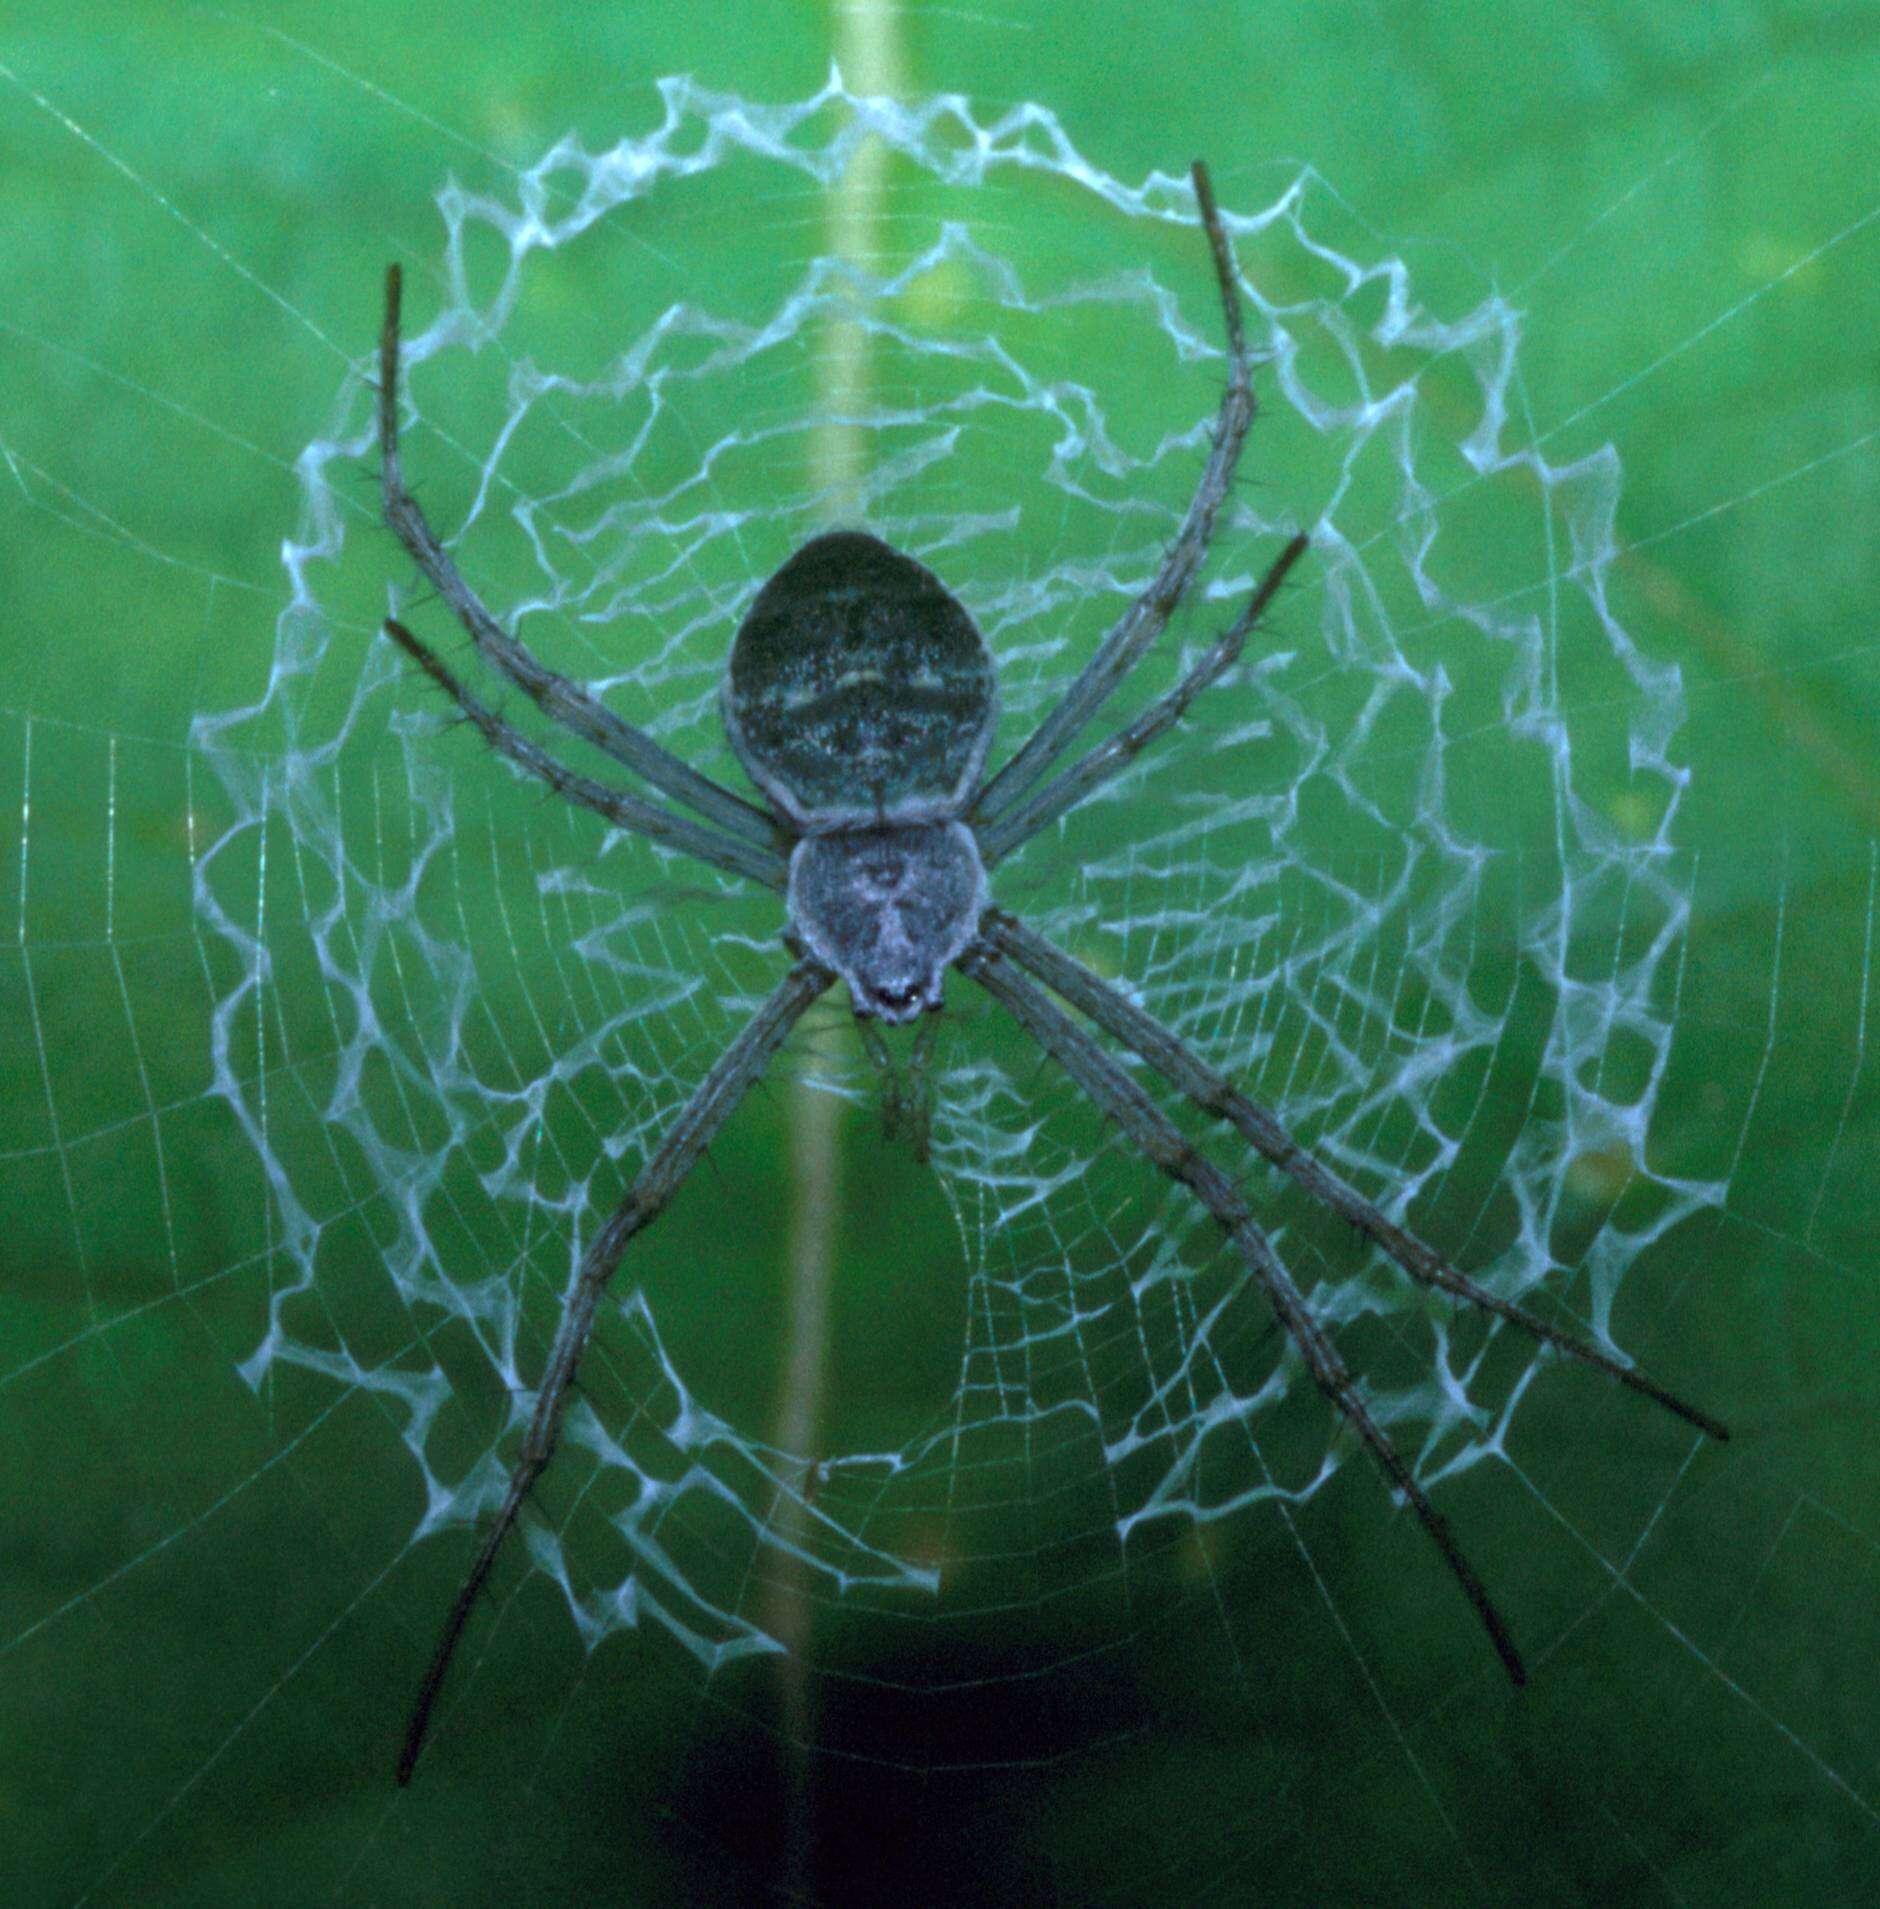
[377, 263, 779, 852]
[977, 531, 1310, 865]
[982, 912, 1730, 1443]
[384, 619, 787, 890]
[962, 942, 1528, 1685]
[862, 1015, 946, 1160]
[901, 1013, 941, 1164]
[858, 1014, 941, 1163]
[397, 957, 834, 1784]
[971, 161, 1257, 828]
[854, 1017, 911, 1153]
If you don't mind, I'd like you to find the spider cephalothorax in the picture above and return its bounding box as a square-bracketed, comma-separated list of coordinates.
[787, 813, 986, 1021]
[375, 162, 1727, 1785]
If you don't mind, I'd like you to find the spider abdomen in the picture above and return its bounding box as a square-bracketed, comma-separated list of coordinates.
[723, 531, 997, 830]
[788, 822, 987, 1021]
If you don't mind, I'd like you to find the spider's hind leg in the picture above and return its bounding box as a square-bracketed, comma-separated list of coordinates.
[968, 159, 1258, 831]
[375, 263, 781, 855]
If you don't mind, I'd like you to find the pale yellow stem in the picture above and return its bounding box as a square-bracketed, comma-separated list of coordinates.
[767, 3, 909, 1886]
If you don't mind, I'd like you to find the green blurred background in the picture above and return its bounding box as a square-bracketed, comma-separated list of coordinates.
[1, 2, 1875, 1903]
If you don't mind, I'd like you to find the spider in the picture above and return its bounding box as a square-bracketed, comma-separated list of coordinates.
[375, 162, 1728, 1784]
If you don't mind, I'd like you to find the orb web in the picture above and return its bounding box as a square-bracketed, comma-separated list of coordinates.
[191, 75, 1719, 1717]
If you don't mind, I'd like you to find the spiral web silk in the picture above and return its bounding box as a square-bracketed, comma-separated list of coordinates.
[191, 75, 1717, 1715]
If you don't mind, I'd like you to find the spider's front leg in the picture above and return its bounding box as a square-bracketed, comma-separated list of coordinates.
[981, 911, 1729, 1444]
[962, 941, 1529, 1687]
[396, 958, 833, 1784]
